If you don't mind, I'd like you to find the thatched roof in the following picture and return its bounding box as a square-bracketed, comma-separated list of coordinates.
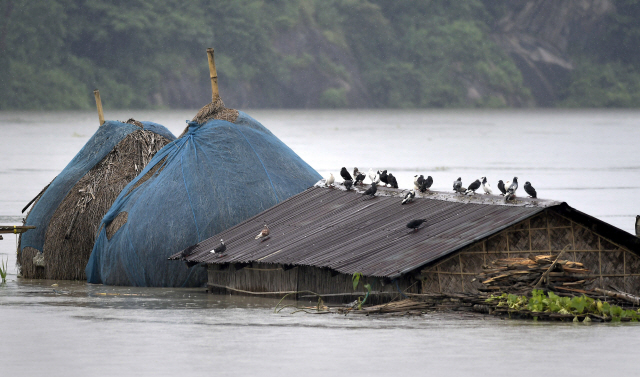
[18, 120, 175, 280]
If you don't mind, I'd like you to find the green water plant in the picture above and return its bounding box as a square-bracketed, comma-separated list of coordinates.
[486, 289, 640, 322]
[1, 256, 8, 284]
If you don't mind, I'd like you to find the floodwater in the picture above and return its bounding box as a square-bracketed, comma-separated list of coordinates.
[1, 109, 639, 376]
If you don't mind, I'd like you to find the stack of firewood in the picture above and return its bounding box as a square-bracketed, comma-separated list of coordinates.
[477, 254, 594, 294]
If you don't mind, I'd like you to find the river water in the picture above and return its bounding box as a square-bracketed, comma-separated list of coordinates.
[1, 109, 639, 376]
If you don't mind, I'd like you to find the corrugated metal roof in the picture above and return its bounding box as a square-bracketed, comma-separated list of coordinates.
[171, 183, 560, 278]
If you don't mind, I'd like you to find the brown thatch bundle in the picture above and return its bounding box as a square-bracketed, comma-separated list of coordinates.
[18, 122, 173, 280]
[180, 95, 239, 137]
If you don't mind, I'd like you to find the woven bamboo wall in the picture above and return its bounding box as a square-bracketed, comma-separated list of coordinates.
[421, 210, 640, 296]
[207, 262, 419, 304]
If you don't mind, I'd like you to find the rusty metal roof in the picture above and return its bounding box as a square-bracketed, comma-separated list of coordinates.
[171, 183, 564, 278]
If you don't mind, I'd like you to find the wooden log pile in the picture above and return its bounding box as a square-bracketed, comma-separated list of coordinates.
[477, 254, 594, 294]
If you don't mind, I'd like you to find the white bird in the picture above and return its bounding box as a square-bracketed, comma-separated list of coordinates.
[402, 190, 416, 205]
[325, 173, 335, 187]
[255, 224, 269, 239]
[481, 177, 493, 195]
[413, 175, 421, 191]
[368, 168, 380, 184]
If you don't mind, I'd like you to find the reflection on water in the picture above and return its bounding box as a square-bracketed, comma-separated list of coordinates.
[1, 110, 640, 375]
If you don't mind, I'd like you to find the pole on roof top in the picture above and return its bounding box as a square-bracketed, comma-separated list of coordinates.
[206, 48, 219, 101]
[93, 89, 105, 126]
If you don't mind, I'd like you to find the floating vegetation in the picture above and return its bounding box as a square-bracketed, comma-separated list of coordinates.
[487, 289, 640, 322]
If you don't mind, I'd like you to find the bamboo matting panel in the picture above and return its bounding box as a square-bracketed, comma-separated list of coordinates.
[421, 210, 640, 295]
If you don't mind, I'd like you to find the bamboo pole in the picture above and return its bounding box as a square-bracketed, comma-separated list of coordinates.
[206, 48, 219, 100]
[594, 288, 640, 305]
[94, 89, 105, 126]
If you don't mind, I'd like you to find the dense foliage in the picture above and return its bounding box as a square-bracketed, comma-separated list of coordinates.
[0, 0, 639, 109]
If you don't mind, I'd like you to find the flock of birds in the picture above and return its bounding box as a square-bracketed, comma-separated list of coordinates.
[324, 167, 539, 231]
[452, 176, 537, 201]
[183, 170, 541, 258]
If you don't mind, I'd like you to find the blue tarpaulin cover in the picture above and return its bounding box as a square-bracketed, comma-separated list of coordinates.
[19, 121, 175, 255]
[86, 111, 321, 287]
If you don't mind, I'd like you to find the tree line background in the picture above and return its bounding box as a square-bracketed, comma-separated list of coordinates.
[1, 0, 640, 110]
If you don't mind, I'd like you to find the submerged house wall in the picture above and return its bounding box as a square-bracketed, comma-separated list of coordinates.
[207, 263, 420, 304]
[421, 210, 640, 296]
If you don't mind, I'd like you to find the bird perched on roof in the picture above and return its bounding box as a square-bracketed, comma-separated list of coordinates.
[402, 190, 416, 204]
[481, 177, 493, 195]
[362, 182, 377, 197]
[387, 173, 398, 189]
[325, 173, 335, 187]
[379, 170, 389, 186]
[344, 179, 353, 191]
[504, 192, 515, 202]
[340, 167, 353, 182]
[211, 239, 226, 254]
[414, 175, 423, 191]
[406, 219, 427, 231]
[453, 177, 466, 194]
[507, 177, 518, 195]
[421, 176, 433, 192]
[368, 168, 379, 184]
[465, 179, 481, 195]
[354, 171, 366, 185]
[524, 181, 537, 198]
[255, 224, 270, 239]
[497, 180, 507, 196]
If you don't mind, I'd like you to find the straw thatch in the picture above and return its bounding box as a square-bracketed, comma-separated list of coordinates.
[17, 127, 172, 280]
[180, 95, 239, 137]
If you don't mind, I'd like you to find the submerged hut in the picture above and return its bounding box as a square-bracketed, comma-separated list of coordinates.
[85, 49, 321, 287]
[171, 183, 640, 304]
[18, 91, 176, 280]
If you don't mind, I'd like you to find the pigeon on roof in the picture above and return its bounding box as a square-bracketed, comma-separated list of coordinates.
[211, 239, 226, 254]
[453, 177, 466, 194]
[379, 170, 389, 186]
[524, 181, 537, 198]
[325, 173, 335, 187]
[368, 168, 379, 184]
[406, 219, 427, 231]
[453, 177, 462, 191]
[466, 179, 481, 195]
[421, 176, 433, 192]
[362, 182, 377, 197]
[402, 190, 416, 205]
[504, 192, 515, 202]
[340, 167, 353, 182]
[387, 173, 399, 189]
[255, 224, 270, 240]
[414, 175, 423, 191]
[497, 180, 507, 196]
[354, 171, 366, 185]
[481, 177, 493, 195]
[507, 177, 518, 194]
[344, 179, 353, 191]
